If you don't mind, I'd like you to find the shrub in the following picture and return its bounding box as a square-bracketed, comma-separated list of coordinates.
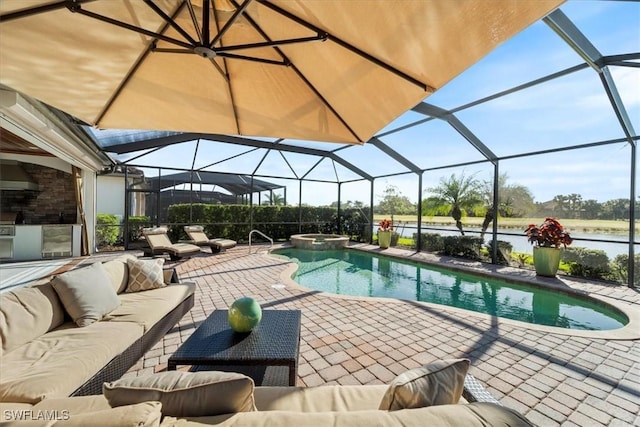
[442, 236, 483, 260]
[487, 240, 513, 265]
[96, 214, 120, 246]
[414, 233, 444, 252]
[609, 254, 640, 286]
[561, 247, 610, 280]
[127, 216, 150, 243]
[163, 203, 369, 243]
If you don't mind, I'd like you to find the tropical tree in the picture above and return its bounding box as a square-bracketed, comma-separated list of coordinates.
[581, 199, 602, 220]
[602, 198, 630, 220]
[376, 185, 415, 216]
[262, 192, 285, 205]
[552, 195, 569, 216]
[424, 172, 483, 235]
[480, 174, 535, 239]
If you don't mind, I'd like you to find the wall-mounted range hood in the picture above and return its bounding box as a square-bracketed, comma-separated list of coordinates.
[0, 160, 40, 191]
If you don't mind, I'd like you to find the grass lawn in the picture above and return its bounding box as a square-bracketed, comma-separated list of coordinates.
[373, 215, 636, 234]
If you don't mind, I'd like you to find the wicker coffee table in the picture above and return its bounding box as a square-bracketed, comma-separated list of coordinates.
[168, 309, 301, 386]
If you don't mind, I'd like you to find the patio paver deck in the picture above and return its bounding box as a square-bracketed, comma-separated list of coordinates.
[120, 245, 640, 426]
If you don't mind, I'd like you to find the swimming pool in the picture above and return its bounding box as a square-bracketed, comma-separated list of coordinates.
[273, 248, 628, 331]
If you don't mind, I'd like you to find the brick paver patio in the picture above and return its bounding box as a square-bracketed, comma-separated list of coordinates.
[121, 245, 640, 426]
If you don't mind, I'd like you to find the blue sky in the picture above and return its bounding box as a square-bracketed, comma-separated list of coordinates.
[115, 0, 639, 207]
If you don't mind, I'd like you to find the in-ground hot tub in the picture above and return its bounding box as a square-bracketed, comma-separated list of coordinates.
[290, 234, 349, 250]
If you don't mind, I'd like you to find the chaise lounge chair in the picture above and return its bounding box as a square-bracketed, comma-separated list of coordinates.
[184, 225, 237, 253]
[142, 226, 202, 260]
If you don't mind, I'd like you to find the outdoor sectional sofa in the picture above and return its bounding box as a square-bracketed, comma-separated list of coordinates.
[0, 355, 532, 426]
[0, 253, 195, 402]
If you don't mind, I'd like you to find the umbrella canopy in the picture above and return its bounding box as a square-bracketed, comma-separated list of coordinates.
[0, 0, 563, 144]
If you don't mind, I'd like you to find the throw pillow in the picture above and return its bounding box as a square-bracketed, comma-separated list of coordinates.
[379, 358, 470, 410]
[125, 258, 166, 293]
[51, 262, 121, 327]
[103, 371, 256, 417]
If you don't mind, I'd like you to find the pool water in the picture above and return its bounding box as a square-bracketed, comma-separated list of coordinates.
[273, 248, 628, 331]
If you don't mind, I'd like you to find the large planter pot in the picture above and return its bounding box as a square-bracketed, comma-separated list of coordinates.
[533, 246, 561, 277]
[378, 230, 392, 249]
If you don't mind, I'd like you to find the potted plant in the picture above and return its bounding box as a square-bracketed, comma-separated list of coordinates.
[525, 217, 573, 277]
[378, 218, 393, 249]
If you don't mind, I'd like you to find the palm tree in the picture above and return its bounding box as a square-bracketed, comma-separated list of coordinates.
[479, 173, 534, 239]
[262, 192, 285, 206]
[425, 172, 483, 235]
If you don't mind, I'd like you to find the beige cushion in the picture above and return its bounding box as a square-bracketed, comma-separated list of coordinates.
[379, 359, 470, 410]
[58, 401, 162, 427]
[33, 395, 112, 414]
[184, 226, 209, 245]
[102, 254, 137, 294]
[163, 402, 532, 427]
[125, 258, 166, 293]
[51, 262, 121, 327]
[0, 321, 144, 403]
[104, 371, 256, 417]
[104, 283, 195, 332]
[209, 238, 237, 249]
[0, 283, 65, 353]
[254, 385, 389, 412]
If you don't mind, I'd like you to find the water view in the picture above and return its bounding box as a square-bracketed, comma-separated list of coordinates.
[393, 223, 632, 257]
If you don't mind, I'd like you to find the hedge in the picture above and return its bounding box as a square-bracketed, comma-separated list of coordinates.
[164, 203, 370, 243]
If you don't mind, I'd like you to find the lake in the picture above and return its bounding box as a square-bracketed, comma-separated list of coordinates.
[392, 223, 633, 258]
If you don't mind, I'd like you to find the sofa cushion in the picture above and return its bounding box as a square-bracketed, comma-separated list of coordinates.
[125, 258, 166, 293]
[51, 262, 121, 327]
[159, 402, 533, 426]
[0, 321, 144, 403]
[102, 254, 137, 294]
[104, 371, 256, 417]
[104, 283, 195, 332]
[33, 395, 112, 414]
[60, 401, 162, 427]
[0, 282, 65, 354]
[254, 385, 389, 412]
[379, 359, 470, 410]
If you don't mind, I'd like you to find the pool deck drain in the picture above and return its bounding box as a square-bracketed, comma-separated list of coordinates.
[109, 245, 638, 426]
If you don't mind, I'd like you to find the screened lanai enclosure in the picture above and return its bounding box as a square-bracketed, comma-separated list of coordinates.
[0, 0, 638, 286]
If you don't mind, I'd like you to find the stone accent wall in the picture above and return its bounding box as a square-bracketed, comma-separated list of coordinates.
[0, 163, 77, 224]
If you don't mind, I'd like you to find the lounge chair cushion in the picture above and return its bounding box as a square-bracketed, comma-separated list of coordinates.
[104, 371, 256, 417]
[183, 226, 210, 245]
[208, 238, 237, 250]
[51, 262, 121, 327]
[0, 282, 66, 354]
[126, 258, 166, 292]
[143, 227, 201, 257]
[0, 321, 144, 403]
[379, 358, 470, 410]
[184, 226, 237, 251]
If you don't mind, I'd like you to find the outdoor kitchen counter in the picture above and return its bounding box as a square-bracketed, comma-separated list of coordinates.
[0, 224, 82, 261]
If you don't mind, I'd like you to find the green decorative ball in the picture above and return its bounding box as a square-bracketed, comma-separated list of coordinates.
[228, 297, 262, 333]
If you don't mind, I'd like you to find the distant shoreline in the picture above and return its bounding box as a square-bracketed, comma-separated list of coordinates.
[373, 215, 637, 234]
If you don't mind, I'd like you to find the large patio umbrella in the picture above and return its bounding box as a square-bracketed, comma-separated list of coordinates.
[0, 0, 562, 144]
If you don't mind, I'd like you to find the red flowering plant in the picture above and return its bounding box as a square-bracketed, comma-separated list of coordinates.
[378, 218, 393, 232]
[525, 217, 573, 248]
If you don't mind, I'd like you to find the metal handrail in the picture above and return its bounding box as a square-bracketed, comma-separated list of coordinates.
[248, 229, 273, 253]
